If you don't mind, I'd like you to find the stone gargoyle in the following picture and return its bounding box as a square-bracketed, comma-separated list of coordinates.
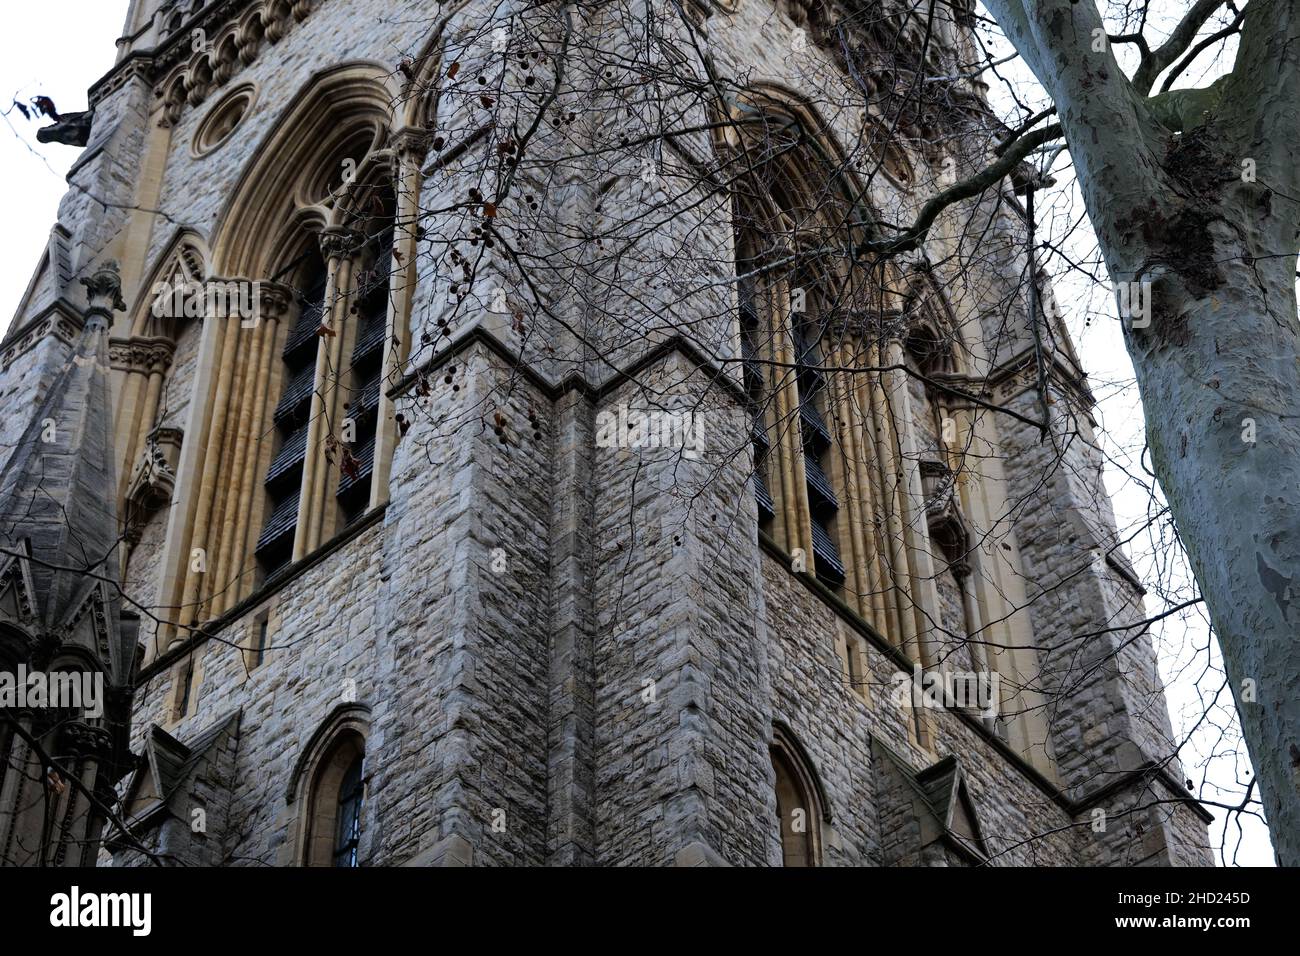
[37, 110, 94, 148]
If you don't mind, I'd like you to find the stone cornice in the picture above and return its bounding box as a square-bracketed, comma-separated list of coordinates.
[389, 323, 751, 412]
[109, 336, 177, 375]
[1, 302, 86, 371]
[89, 0, 318, 125]
[978, 348, 1095, 410]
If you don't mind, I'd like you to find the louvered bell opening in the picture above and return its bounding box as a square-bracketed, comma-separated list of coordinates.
[792, 321, 822, 364]
[741, 336, 764, 398]
[265, 423, 308, 487]
[810, 518, 845, 587]
[352, 316, 387, 366]
[256, 490, 300, 559]
[353, 376, 382, 422]
[803, 451, 838, 512]
[337, 433, 377, 498]
[800, 397, 831, 448]
[797, 363, 825, 399]
[274, 364, 316, 426]
[357, 244, 392, 300]
[738, 276, 759, 328]
[284, 295, 326, 362]
[753, 466, 775, 523]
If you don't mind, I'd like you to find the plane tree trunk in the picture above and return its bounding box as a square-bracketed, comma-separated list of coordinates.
[985, 0, 1300, 864]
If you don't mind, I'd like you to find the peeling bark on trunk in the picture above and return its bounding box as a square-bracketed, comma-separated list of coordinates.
[985, 0, 1300, 864]
[1135, 270, 1300, 868]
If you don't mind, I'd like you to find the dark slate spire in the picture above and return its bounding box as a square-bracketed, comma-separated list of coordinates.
[0, 261, 132, 682]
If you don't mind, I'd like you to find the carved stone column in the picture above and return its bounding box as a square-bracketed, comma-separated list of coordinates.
[210, 280, 292, 616]
[883, 333, 944, 671]
[115, 338, 176, 504]
[227, 282, 292, 607]
[371, 129, 429, 510]
[298, 228, 360, 559]
[952, 559, 997, 732]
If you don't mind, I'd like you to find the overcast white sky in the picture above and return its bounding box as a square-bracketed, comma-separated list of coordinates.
[0, 1, 1274, 865]
[1, 2, 129, 329]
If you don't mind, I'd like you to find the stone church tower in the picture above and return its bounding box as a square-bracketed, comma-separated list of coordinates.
[0, 0, 1213, 865]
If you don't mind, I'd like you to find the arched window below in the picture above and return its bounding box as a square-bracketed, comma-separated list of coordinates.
[333, 754, 364, 867]
[770, 727, 826, 866]
[302, 731, 365, 867]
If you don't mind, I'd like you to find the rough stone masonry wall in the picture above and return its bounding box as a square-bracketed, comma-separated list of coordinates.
[0, 336, 73, 477]
[1002, 385, 1181, 780]
[999, 384, 1211, 864]
[589, 351, 775, 865]
[760, 551, 1081, 865]
[127, 520, 385, 865]
[53, 73, 152, 295]
[3, 0, 1211, 866]
[370, 342, 553, 866]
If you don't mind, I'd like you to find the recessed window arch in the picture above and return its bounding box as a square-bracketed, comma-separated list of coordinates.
[899, 275, 1003, 711]
[904, 320, 957, 465]
[288, 704, 371, 867]
[770, 724, 828, 867]
[723, 90, 867, 595]
[147, 63, 429, 649]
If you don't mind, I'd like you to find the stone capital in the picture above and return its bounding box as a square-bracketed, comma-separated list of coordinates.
[254, 281, 294, 323]
[389, 128, 431, 165]
[80, 261, 127, 320]
[62, 721, 114, 759]
[111, 336, 177, 374]
[319, 227, 364, 262]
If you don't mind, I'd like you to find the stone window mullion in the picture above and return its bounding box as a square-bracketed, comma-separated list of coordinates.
[296, 228, 359, 561]
[370, 133, 428, 510]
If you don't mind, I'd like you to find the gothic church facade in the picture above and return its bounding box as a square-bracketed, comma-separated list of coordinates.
[0, 0, 1211, 866]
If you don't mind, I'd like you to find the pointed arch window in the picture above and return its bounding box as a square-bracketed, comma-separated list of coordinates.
[143, 67, 432, 651]
[257, 247, 327, 575]
[903, 320, 956, 464]
[770, 727, 826, 867]
[727, 103, 856, 593]
[333, 754, 364, 867]
[300, 729, 366, 867]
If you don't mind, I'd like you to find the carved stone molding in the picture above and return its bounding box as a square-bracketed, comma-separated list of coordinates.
[0, 557, 36, 625]
[319, 227, 365, 262]
[987, 351, 1096, 410]
[921, 459, 958, 523]
[254, 281, 294, 323]
[81, 261, 128, 318]
[153, 0, 317, 127]
[388, 129, 432, 179]
[124, 428, 184, 548]
[63, 721, 115, 759]
[1, 305, 85, 371]
[110, 337, 177, 375]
